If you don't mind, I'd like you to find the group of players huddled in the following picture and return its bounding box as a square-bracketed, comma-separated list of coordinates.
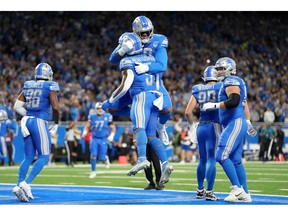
[7, 15, 256, 203]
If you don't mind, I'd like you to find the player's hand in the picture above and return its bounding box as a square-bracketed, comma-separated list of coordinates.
[117, 37, 134, 56]
[108, 132, 115, 142]
[202, 102, 220, 111]
[101, 100, 112, 112]
[49, 124, 58, 134]
[247, 120, 257, 137]
[135, 62, 149, 74]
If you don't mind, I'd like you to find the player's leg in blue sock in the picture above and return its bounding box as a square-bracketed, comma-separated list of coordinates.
[17, 136, 35, 185]
[25, 155, 49, 184]
[135, 128, 147, 161]
[218, 158, 241, 188]
[90, 157, 97, 171]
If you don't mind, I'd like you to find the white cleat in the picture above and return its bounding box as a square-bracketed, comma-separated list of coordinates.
[157, 122, 170, 145]
[127, 159, 150, 176]
[159, 163, 174, 186]
[12, 186, 29, 202]
[19, 181, 34, 200]
[224, 185, 252, 202]
[89, 171, 97, 178]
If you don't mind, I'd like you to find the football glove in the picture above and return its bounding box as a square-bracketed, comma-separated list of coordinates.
[108, 132, 115, 142]
[135, 62, 149, 74]
[49, 124, 58, 134]
[202, 102, 220, 111]
[117, 38, 134, 56]
[247, 120, 257, 137]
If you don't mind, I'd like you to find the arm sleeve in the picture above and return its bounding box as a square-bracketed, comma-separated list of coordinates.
[147, 47, 168, 75]
[109, 44, 122, 64]
[109, 69, 134, 103]
[14, 99, 27, 116]
[224, 93, 240, 109]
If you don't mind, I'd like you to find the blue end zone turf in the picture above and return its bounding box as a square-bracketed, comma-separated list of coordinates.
[1, 183, 288, 205]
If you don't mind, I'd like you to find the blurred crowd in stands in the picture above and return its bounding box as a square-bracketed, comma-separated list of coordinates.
[1, 11, 288, 124]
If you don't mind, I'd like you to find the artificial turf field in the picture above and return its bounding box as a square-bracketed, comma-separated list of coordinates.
[1, 161, 288, 208]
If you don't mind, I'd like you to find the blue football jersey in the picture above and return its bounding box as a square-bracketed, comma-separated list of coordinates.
[218, 76, 247, 126]
[119, 54, 157, 98]
[89, 113, 113, 138]
[142, 34, 168, 58]
[192, 82, 222, 123]
[23, 80, 60, 121]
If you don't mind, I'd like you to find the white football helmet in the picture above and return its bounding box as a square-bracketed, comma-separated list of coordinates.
[214, 57, 236, 80]
[0, 109, 8, 121]
[202, 66, 218, 82]
[132, 16, 154, 44]
[95, 102, 105, 116]
[35, 63, 53, 81]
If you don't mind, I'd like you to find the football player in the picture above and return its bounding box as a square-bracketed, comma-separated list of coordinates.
[202, 57, 252, 202]
[185, 66, 222, 201]
[82, 102, 116, 178]
[12, 63, 60, 202]
[106, 33, 173, 186]
[107, 15, 172, 146]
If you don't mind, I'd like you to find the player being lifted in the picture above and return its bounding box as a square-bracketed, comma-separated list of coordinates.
[106, 33, 174, 186]
[106, 15, 172, 146]
[12, 63, 60, 202]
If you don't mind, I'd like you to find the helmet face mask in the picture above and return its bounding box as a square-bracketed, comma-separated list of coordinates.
[35, 63, 53, 81]
[215, 57, 236, 80]
[0, 110, 8, 121]
[132, 16, 154, 44]
[202, 66, 218, 82]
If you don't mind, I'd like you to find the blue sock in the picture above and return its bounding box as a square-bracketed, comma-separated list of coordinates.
[196, 158, 206, 190]
[235, 162, 248, 193]
[220, 159, 241, 188]
[25, 155, 49, 184]
[206, 158, 216, 191]
[90, 158, 97, 171]
[18, 156, 34, 185]
[158, 112, 172, 125]
[148, 137, 167, 163]
[135, 128, 147, 159]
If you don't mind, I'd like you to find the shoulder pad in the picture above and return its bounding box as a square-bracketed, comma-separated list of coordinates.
[120, 58, 134, 70]
[152, 34, 168, 48]
[49, 81, 60, 92]
[191, 84, 201, 95]
[223, 77, 240, 87]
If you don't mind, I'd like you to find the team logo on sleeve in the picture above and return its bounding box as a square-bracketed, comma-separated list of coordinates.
[224, 79, 240, 86]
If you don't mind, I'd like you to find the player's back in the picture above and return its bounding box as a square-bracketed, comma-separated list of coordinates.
[193, 82, 222, 123]
[219, 76, 246, 126]
[89, 113, 112, 138]
[23, 80, 59, 121]
[120, 54, 157, 98]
